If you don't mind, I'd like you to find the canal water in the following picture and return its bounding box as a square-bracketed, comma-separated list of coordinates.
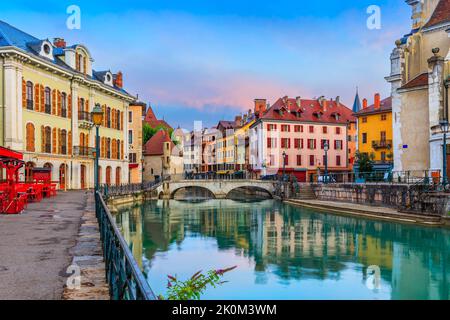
[116, 199, 450, 300]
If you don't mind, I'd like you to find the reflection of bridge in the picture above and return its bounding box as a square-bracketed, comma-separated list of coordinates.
[155, 180, 278, 199]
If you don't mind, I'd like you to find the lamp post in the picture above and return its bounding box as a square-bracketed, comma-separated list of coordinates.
[324, 141, 329, 184]
[282, 151, 286, 182]
[440, 120, 449, 186]
[91, 104, 104, 192]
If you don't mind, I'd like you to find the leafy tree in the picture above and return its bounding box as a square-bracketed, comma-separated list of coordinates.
[159, 266, 237, 300]
[355, 151, 374, 173]
[143, 123, 174, 145]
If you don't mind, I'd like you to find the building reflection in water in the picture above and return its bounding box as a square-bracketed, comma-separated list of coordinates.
[116, 199, 450, 300]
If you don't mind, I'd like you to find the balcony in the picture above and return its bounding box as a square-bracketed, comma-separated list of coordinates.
[372, 140, 392, 150]
[73, 146, 95, 158]
[78, 111, 93, 129]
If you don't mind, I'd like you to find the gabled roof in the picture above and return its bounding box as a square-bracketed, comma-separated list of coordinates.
[144, 106, 173, 130]
[399, 72, 429, 90]
[143, 130, 175, 156]
[258, 97, 356, 124]
[217, 121, 237, 130]
[354, 97, 392, 116]
[424, 0, 450, 29]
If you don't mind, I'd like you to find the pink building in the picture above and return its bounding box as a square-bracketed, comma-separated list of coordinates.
[250, 96, 356, 182]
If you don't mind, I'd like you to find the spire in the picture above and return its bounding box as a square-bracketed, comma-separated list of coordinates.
[352, 87, 361, 113]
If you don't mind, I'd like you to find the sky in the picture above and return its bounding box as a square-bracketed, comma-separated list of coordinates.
[1, 0, 412, 129]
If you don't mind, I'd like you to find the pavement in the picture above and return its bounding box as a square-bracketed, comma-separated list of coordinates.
[286, 199, 445, 226]
[0, 190, 105, 300]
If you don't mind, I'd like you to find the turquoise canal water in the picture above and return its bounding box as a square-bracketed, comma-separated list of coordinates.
[115, 200, 450, 300]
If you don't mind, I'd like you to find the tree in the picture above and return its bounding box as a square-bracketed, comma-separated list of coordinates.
[143, 123, 175, 145]
[355, 151, 374, 173]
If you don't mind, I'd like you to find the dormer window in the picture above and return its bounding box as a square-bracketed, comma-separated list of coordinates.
[313, 111, 323, 119]
[43, 44, 51, 54]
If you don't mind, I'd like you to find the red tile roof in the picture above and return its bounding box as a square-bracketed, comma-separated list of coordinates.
[424, 0, 450, 28]
[143, 130, 175, 156]
[259, 97, 356, 124]
[144, 106, 173, 130]
[354, 97, 392, 116]
[399, 72, 429, 90]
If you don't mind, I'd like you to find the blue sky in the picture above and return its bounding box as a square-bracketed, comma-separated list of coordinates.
[1, 1, 411, 129]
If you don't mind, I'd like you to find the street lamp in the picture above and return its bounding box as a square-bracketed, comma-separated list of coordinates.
[440, 120, 449, 186]
[91, 103, 104, 192]
[282, 151, 287, 182]
[324, 141, 329, 184]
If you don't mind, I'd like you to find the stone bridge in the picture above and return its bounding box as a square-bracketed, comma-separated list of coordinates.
[155, 179, 278, 199]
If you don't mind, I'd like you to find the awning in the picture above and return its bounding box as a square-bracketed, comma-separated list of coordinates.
[129, 163, 139, 169]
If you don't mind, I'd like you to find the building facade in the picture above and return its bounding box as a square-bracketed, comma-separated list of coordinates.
[250, 96, 356, 182]
[128, 102, 145, 184]
[0, 21, 134, 189]
[354, 94, 393, 172]
[386, 0, 450, 176]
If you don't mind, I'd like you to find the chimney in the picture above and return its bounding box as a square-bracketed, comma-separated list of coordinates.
[254, 99, 267, 115]
[296, 96, 301, 108]
[363, 98, 368, 109]
[374, 93, 381, 109]
[323, 100, 328, 112]
[114, 71, 123, 89]
[53, 38, 66, 48]
[335, 96, 340, 106]
[248, 109, 252, 118]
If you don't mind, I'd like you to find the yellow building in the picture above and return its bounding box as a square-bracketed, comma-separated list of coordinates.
[0, 21, 135, 189]
[234, 117, 255, 171]
[128, 102, 145, 183]
[354, 94, 393, 171]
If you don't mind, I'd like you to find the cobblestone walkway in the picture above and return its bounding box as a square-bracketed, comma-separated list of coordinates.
[0, 191, 108, 300]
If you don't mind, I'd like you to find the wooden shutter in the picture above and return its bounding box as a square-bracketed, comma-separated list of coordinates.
[52, 128, 57, 153]
[68, 131, 72, 155]
[22, 78, 26, 108]
[41, 126, 45, 153]
[58, 129, 62, 154]
[101, 137, 105, 158]
[40, 85, 45, 112]
[52, 89, 56, 115]
[85, 134, 89, 148]
[85, 99, 89, 113]
[83, 56, 86, 74]
[68, 94, 72, 119]
[34, 84, 40, 111]
[112, 139, 116, 159]
[102, 105, 106, 127]
[57, 91, 62, 116]
[112, 109, 116, 129]
[77, 97, 81, 114]
[120, 112, 123, 130]
[121, 141, 124, 160]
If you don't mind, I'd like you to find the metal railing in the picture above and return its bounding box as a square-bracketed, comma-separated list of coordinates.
[310, 170, 442, 185]
[372, 140, 393, 149]
[78, 111, 93, 122]
[99, 181, 162, 199]
[95, 191, 156, 300]
[73, 146, 95, 158]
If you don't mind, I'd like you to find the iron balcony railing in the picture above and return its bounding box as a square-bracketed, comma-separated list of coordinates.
[78, 111, 93, 122]
[372, 140, 393, 150]
[95, 191, 156, 300]
[73, 146, 95, 158]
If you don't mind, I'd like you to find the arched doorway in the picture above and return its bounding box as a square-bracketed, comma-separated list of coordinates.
[43, 163, 53, 181]
[106, 166, 112, 186]
[59, 164, 68, 190]
[115, 167, 121, 186]
[80, 165, 86, 189]
[25, 162, 36, 182]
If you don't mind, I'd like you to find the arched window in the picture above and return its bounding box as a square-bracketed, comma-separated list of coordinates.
[44, 126, 51, 153]
[61, 130, 67, 155]
[44, 87, 51, 114]
[26, 81, 34, 110]
[26, 123, 35, 152]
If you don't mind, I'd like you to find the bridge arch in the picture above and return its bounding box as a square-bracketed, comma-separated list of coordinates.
[226, 186, 273, 200]
[171, 186, 216, 200]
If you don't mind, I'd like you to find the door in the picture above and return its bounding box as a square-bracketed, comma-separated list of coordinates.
[80, 165, 86, 189]
[106, 166, 112, 186]
[115, 167, 121, 186]
[59, 164, 66, 190]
